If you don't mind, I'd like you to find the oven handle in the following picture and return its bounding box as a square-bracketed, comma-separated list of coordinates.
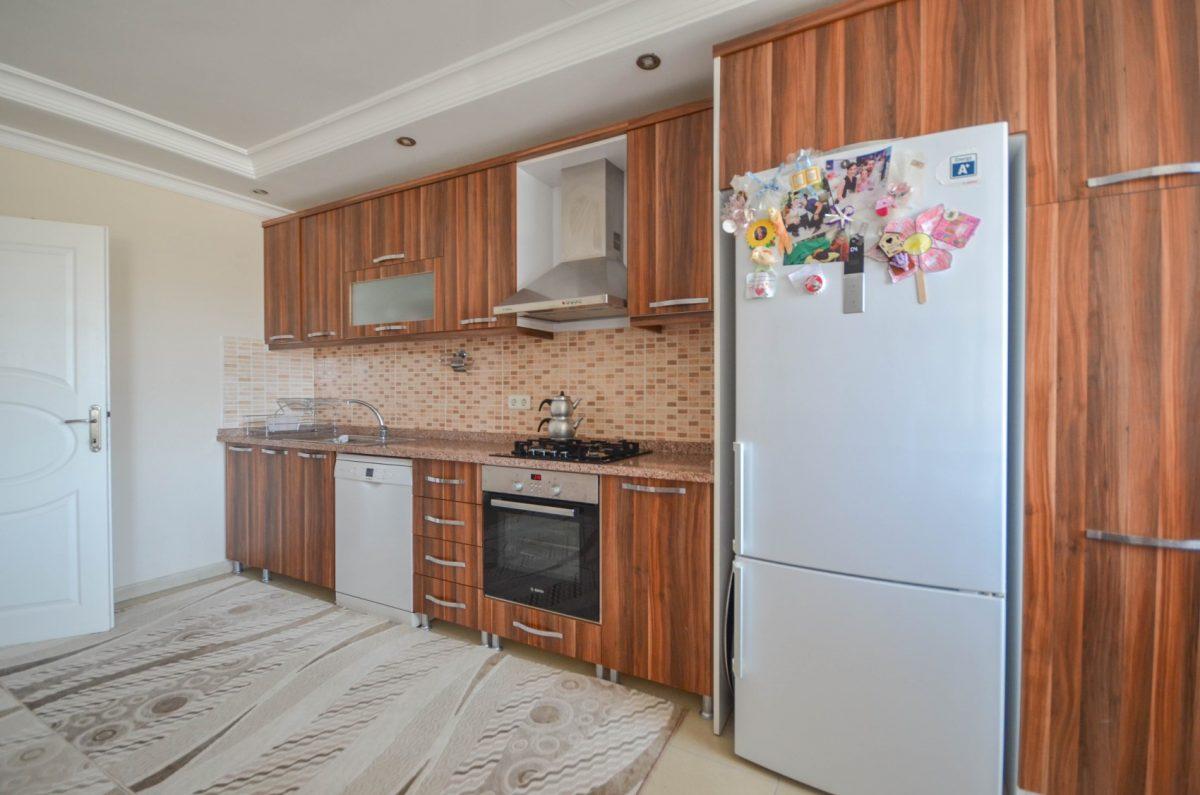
[488, 498, 577, 518]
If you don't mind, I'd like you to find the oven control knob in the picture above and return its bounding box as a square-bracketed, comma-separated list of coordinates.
[513, 481, 523, 491]
[551, 485, 562, 496]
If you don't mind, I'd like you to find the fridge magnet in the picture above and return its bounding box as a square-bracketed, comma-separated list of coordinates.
[788, 264, 828, 295]
[931, 208, 981, 248]
[825, 146, 892, 209]
[746, 219, 776, 248]
[878, 204, 980, 304]
[745, 268, 778, 299]
[751, 245, 779, 268]
[783, 190, 832, 239]
[823, 202, 856, 231]
[720, 190, 754, 233]
[768, 207, 794, 255]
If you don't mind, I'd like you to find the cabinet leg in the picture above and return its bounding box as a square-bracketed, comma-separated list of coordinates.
[595, 665, 619, 683]
[487, 633, 503, 650]
[700, 695, 713, 720]
[261, 568, 271, 583]
[232, 561, 243, 575]
[415, 613, 430, 630]
[480, 630, 489, 646]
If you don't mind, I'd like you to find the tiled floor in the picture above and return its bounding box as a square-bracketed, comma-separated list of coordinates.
[162, 572, 823, 795]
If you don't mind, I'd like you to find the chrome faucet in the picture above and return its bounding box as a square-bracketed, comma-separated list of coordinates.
[345, 399, 388, 442]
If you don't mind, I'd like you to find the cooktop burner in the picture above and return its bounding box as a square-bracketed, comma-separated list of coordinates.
[502, 438, 646, 463]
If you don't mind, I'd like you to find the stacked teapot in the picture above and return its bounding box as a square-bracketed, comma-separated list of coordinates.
[537, 391, 585, 439]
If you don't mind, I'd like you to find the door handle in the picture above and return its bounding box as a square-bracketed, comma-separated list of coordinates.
[512, 620, 563, 640]
[425, 475, 463, 486]
[424, 554, 467, 569]
[64, 405, 102, 452]
[620, 483, 686, 495]
[1086, 529, 1200, 552]
[648, 297, 710, 309]
[423, 514, 465, 526]
[372, 253, 406, 263]
[732, 441, 746, 554]
[1086, 161, 1200, 188]
[425, 594, 466, 610]
[732, 559, 745, 678]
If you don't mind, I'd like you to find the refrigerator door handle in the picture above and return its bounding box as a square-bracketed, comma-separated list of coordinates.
[732, 441, 746, 554]
[732, 559, 745, 679]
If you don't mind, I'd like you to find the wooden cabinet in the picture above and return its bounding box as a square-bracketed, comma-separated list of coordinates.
[627, 109, 713, 320]
[414, 537, 479, 587]
[362, 182, 447, 269]
[415, 497, 482, 545]
[482, 597, 602, 663]
[413, 459, 481, 503]
[342, 257, 444, 340]
[1017, 188, 1200, 794]
[300, 210, 343, 343]
[223, 443, 336, 588]
[415, 575, 481, 628]
[600, 477, 713, 696]
[263, 219, 302, 347]
[444, 165, 516, 330]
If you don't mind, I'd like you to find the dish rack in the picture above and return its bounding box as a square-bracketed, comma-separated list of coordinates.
[241, 397, 342, 437]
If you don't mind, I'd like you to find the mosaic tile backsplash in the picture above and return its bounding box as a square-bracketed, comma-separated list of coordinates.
[220, 337, 314, 427]
[221, 321, 713, 442]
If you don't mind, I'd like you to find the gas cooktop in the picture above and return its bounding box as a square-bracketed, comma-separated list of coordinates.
[498, 438, 647, 463]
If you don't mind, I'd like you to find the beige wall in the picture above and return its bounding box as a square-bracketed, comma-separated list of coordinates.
[0, 146, 264, 589]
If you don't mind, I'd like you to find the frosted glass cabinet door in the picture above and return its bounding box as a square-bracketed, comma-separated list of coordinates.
[351, 271, 435, 326]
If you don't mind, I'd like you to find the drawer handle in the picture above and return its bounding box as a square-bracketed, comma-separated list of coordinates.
[424, 514, 465, 527]
[425, 475, 464, 485]
[228, 445, 253, 453]
[260, 448, 288, 456]
[424, 554, 466, 568]
[512, 620, 563, 640]
[648, 297, 709, 309]
[373, 324, 408, 332]
[268, 334, 296, 342]
[459, 317, 497, 325]
[307, 330, 337, 338]
[297, 451, 326, 460]
[1086, 529, 1200, 552]
[373, 253, 406, 263]
[425, 594, 466, 610]
[1086, 162, 1200, 189]
[621, 482, 686, 495]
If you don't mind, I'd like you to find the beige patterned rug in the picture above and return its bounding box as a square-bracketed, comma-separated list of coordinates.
[0, 578, 682, 794]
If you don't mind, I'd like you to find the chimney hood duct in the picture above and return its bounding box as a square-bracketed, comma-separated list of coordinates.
[494, 158, 626, 322]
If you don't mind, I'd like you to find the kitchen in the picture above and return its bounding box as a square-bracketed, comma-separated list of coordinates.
[1, 1, 1197, 794]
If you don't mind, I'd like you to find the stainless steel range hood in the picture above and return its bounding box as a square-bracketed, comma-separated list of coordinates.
[495, 158, 626, 321]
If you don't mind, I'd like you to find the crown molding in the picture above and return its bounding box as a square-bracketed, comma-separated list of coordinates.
[0, 62, 255, 177]
[0, 124, 290, 218]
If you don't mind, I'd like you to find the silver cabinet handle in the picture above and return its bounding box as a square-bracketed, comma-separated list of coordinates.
[306, 330, 337, 338]
[1086, 162, 1200, 188]
[260, 448, 288, 456]
[512, 620, 563, 640]
[621, 482, 686, 495]
[372, 253, 406, 263]
[423, 514, 465, 526]
[424, 554, 466, 569]
[648, 297, 709, 309]
[489, 498, 576, 517]
[373, 324, 408, 332]
[268, 334, 296, 342]
[1086, 529, 1200, 552]
[425, 475, 464, 485]
[297, 451, 327, 460]
[425, 594, 466, 610]
[228, 445, 253, 453]
[63, 404, 103, 452]
[459, 317, 497, 325]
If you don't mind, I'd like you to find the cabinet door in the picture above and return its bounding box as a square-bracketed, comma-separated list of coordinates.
[263, 219, 302, 346]
[445, 166, 516, 330]
[367, 182, 447, 270]
[343, 258, 443, 339]
[287, 450, 336, 589]
[255, 447, 290, 575]
[300, 210, 343, 343]
[225, 445, 257, 565]
[1018, 188, 1200, 794]
[627, 109, 713, 318]
[1051, 0, 1200, 201]
[600, 477, 713, 695]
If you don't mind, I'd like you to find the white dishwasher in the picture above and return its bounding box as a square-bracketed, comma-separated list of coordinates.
[334, 455, 413, 622]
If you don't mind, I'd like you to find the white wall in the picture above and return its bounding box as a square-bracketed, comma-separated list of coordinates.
[0, 145, 264, 589]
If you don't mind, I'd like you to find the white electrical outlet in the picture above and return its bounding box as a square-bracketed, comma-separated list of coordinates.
[507, 395, 532, 410]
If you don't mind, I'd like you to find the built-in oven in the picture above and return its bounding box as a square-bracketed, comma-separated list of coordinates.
[481, 465, 600, 622]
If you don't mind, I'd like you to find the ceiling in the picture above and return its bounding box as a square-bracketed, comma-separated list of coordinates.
[0, 0, 815, 216]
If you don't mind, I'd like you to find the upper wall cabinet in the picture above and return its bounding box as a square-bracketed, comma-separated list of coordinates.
[300, 210, 344, 343]
[263, 218, 302, 347]
[444, 165, 516, 330]
[627, 108, 713, 320]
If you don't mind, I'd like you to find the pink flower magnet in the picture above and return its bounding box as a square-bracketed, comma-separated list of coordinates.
[882, 204, 974, 286]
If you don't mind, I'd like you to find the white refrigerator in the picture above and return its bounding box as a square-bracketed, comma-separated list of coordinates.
[731, 123, 1021, 795]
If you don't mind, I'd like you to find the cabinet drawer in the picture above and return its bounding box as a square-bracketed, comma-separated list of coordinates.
[482, 598, 601, 663]
[415, 497, 481, 545]
[414, 537, 480, 587]
[415, 575, 480, 628]
[414, 459, 480, 503]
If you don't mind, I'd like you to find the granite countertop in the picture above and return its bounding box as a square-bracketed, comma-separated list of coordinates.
[216, 427, 714, 483]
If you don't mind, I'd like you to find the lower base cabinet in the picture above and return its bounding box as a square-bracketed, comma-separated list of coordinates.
[482, 597, 602, 664]
[415, 574, 481, 627]
[224, 443, 335, 589]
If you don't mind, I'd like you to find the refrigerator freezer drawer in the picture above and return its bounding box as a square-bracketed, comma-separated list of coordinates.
[734, 557, 1004, 795]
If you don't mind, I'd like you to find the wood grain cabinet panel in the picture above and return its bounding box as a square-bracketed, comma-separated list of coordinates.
[300, 210, 344, 343]
[285, 450, 336, 589]
[263, 219, 302, 347]
[482, 598, 601, 663]
[361, 182, 447, 271]
[413, 459, 481, 503]
[255, 447, 290, 576]
[600, 477, 713, 696]
[414, 537, 480, 587]
[415, 575, 481, 628]
[445, 166, 517, 331]
[224, 445, 257, 566]
[414, 497, 482, 545]
[627, 109, 713, 320]
[1017, 187, 1200, 794]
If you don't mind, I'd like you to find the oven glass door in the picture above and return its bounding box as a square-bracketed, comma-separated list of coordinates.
[483, 492, 599, 622]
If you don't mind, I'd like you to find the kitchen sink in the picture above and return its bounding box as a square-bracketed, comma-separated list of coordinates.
[321, 434, 393, 446]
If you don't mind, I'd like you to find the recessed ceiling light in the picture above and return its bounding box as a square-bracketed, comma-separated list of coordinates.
[636, 53, 661, 71]
[395, 136, 417, 147]
[251, 188, 269, 195]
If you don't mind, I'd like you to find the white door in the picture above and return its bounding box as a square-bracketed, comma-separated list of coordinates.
[0, 216, 112, 646]
[733, 557, 1005, 795]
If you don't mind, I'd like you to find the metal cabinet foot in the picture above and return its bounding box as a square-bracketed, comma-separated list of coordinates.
[232, 561, 243, 574]
[261, 568, 271, 583]
[700, 695, 713, 720]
